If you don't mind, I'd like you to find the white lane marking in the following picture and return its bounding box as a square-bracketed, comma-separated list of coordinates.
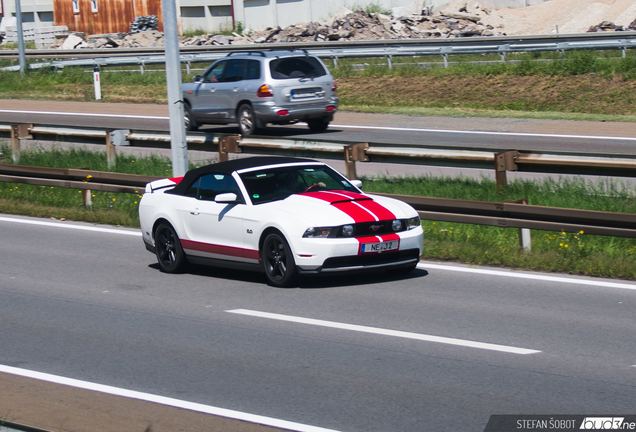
[0, 216, 141, 237]
[0, 364, 341, 432]
[2, 108, 633, 142]
[0, 109, 169, 120]
[331, 123, 636, 142]
[226, 309, 541, 355]
[419, 263, 636, 291]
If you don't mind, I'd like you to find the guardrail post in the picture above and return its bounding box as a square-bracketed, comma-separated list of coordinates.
[517, 199, 531, 251]
[495, 151, 518, 192]
[106, 131, 116, 169]
[344, 142, 369, 180]
[387, 55, 393, 70]
[218, 135, 241, 162]
[10, 124, 32, 164]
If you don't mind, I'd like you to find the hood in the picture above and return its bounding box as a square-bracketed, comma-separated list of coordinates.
[270, 190, 409, 226]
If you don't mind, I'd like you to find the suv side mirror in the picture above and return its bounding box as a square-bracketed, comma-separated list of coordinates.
[193, 75, 202, 83]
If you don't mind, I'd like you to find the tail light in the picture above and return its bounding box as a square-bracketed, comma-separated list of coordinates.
[326, 106, 336, 112]
[331, 80, 337, 92]
[277, 110, 289, 116]
[257, 84, 273, 98]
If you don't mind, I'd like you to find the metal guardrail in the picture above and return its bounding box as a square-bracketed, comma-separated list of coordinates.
[3, 123, 636, 186]
[1, 32, 635, 71]
[1, 162, 635, 240]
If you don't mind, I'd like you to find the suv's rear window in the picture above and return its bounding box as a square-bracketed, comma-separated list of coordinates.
[269, 57, 327, 80]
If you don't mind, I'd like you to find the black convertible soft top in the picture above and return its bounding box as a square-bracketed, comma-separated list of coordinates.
[169, 156, 321, 195]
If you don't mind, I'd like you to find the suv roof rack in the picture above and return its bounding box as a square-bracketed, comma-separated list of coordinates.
[226, 51, 267, 57]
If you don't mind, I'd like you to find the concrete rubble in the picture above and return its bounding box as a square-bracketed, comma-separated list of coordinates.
[44, 0, 636, 50]
[47, 1, 507, 50]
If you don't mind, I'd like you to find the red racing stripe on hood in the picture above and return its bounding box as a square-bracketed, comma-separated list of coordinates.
[299, 191, 396, 223]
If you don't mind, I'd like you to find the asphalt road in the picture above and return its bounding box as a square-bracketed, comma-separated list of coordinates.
[3, 99, 636, 156]
[1, 215, 635, 432]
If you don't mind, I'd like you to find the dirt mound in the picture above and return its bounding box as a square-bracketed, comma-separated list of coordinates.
[488, 0, 636, 35]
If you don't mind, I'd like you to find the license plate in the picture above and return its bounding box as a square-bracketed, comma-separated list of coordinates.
[291, 91, 316, 100]
[360, 240, 399, 253]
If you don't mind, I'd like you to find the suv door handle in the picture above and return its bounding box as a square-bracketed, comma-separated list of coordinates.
[233, 87, 239, 92]
[190, 209, 200, 215]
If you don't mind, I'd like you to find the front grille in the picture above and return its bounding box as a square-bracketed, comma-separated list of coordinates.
[321, 249, 420, 270]
[351, 220, 407, 237]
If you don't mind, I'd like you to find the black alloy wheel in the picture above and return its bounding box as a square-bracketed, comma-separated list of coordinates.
[154, 223, 186, 273]
[262, 233, 297, 287]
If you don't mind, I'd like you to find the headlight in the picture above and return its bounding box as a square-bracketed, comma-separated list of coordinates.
[407, 216, 421, 229]
[341, 224, 355, 237]
[303, 227, 333, 238]
[392, 219, 402, 231]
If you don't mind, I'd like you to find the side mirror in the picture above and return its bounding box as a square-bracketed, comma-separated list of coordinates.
[215, 193, 238, 203]
[193, 75, 202, 82]
[350, 179, 363, 189]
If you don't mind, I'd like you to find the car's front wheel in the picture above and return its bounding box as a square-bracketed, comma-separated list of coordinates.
[261, 232, 297, 287]
[154, 223, 186, 273]
[184, 104, 199, 131]
[306, 118, 330, 133]
[238, 104, 259, 136]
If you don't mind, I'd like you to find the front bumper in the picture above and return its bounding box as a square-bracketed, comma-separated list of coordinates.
[294, 227, 423, 274]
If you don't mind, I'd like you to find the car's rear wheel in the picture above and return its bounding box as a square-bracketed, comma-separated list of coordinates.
[261, 232, 296, 287]
[154, 223, 186, 273]
[184, 104, 199, 131]
[306, 118, 330, 133]
[238, 104, 259, 136]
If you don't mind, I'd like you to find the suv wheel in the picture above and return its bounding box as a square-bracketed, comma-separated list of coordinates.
[307, 118, 330, 133]
[185, 104, 199, 131]
[238, 104, 259, 136]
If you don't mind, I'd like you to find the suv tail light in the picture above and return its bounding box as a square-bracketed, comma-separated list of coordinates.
[331, 80, 337, 92]
[257, 84, 273, 98]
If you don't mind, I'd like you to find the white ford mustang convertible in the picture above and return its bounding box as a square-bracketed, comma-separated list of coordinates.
[139, 157, 423, 287]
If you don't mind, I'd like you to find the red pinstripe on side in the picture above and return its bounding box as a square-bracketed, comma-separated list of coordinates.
[181, 239, 260, 260]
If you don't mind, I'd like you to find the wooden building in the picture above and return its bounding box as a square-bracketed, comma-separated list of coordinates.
[52, 0, 163, 35]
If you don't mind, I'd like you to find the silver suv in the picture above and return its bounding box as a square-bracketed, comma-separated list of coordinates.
[182, 50, 339, 136]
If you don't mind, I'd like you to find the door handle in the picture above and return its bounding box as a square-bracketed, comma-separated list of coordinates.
[233, 87, 239, 92]
[210, 88, 215, 93]
[190, 210, 200, 215]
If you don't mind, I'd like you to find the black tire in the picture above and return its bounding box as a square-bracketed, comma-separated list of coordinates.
[307, 118, 330, 133]
[261, 232, 297, 287]
[184, 104, 199, 131]
[154, 223, 187, 273]
[238, 104, 259, 136]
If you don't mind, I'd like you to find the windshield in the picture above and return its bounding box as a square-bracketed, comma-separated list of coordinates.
[239, 165, 359, 205]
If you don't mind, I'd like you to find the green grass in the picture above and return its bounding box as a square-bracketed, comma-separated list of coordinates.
[362, 175, 636, 279]
[1, 145, 636, 280]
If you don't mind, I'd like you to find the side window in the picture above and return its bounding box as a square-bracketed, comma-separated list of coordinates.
[197, 174, 242, 202]
[246, 60, 261, 80]
[184, 178, 200, 198]
[203, 61, 226, 83]
[223, 59, 246, 83]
